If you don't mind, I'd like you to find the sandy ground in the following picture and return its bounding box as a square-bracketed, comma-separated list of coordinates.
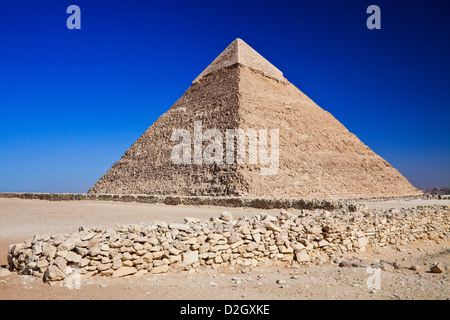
[0, 198, 448, 300]
[363, 198, 450, 210]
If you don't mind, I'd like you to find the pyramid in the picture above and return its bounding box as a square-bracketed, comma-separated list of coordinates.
[89, 38, 421, 199]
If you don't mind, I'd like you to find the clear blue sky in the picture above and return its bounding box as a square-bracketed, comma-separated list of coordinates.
[0, 0, 449, 193]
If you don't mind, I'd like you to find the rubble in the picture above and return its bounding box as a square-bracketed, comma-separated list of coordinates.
[6, 205, 449, 283]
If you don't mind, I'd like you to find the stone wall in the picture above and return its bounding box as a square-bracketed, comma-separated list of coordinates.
[0, 192, 367, 211]
[6, 205, 449, 283]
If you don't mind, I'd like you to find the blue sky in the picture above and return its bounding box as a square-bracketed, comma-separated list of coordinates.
[0, 0, 449, 193]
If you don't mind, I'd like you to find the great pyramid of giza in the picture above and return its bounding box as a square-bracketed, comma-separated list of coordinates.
[89, 38, 421, 199]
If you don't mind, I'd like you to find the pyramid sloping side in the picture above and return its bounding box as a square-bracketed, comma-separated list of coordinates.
[236, 65, 421, 199]
[89, 66, 248, 196]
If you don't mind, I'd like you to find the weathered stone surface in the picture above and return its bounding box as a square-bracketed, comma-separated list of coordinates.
[182, 250, 199, 265]
[59, 238, 79, 251]
[295, 251, 310, 263]
[80, 232, 95, 241]
[169, 223, 190, 231]
[112, 267, 137, 278]
[122, 260, 133, 267]
[339, 260, 368, 268]
[147, 237, 159, 246]
[79, 258, 90, 268]
[66, 252, 82, 264]
[150, 265, 169, 274]
[220, 211, 233, 222]
[97, 263, 112, 272]
[184, 217, 201, 224]
[318, 240, 330, 248]
[42, 243, 57, 259]
[43, 265, 66, 282]
[88, 245, 101, 257]
[36, 259, 50, 269]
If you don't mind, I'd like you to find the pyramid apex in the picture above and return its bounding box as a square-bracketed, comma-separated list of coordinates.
[193, 38, 285, 83]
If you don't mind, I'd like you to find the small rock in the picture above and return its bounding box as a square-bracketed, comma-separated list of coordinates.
[220, 211, 233, 222]
[44, 265, 66, 282]
[430, 263, 444, 274]
[339, 260, 367, 268]
[318, 240, 330, 248]
[184, 217, 201, 224]
[182, 250, 199, 265]
[97, 263, 112, 272]
[65, 252, 82, 264]
[134, 269, 148, 277]
[79, 258, 90, 268]
[59, 238, 79, 251]
[295, 250, 310, 263]
[88, 246, 101, 257]
[112, 267, 137, 278]
[151, 265, 169, 274]
[80, 232, 95, 241]
[53, 256, 67, 272]
[168, 223, 190, 231]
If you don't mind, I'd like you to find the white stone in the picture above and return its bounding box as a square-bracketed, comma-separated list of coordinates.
[182, 250, 199, 265]
[295, 251, 310, 262]
[151, 265, 169, 274]
[220, 211, 233, 222]
[112, 266, 137, 278]
[168, 223, 190, 231]
[66, 251, 82, 264]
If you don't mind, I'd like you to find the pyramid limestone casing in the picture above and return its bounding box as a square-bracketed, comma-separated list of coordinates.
[89, 39, 421, 199]
[193, 38, 285, 84]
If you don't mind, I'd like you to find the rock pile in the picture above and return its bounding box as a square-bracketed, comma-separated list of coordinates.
[7, 205, 449, 283]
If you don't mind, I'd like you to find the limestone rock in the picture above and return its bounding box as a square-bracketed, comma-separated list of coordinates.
[220, 211, 233, 222]
[59, 238, 79, 251]
[295, 251, 310, 263]
[150, 265, 169, 274]
[339, 260, 368, 268]
[169, 223, 190, 231]
[66, 252, 82, 264]
[112, 267, 137, 278]
[182, 250, 199, 265]
[430, 263, 444, 274]
[44, 265, 66, 282]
